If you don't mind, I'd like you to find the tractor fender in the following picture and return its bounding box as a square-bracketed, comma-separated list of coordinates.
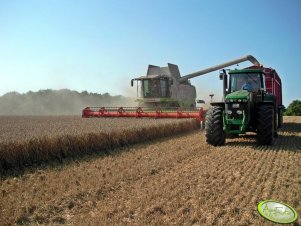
[256, 101, 275, 107]
[257, 101, 277, 113]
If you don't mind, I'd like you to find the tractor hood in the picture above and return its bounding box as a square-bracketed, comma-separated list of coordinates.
[226, 90, 249, 101]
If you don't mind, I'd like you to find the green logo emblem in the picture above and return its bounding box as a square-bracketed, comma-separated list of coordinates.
[257, 200, 298, 224]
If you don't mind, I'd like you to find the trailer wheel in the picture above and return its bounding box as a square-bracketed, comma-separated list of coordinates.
[205, 106, 226, 146]
[278, 108, 283, 128]
[255, 105, 275, 145]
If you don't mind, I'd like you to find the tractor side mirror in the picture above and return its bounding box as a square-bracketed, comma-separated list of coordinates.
[131, 79, 134, 87]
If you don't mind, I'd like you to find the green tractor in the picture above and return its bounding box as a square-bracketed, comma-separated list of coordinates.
[205, 66, 283, 146]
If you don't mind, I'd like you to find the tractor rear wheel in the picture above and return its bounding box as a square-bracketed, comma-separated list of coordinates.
[255, 105, 275, 145]
[205, 106, 226, 146]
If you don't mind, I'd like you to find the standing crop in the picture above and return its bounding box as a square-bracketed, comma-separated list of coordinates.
[0, 116, 200, 174]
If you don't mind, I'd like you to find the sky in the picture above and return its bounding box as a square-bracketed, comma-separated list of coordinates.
[0, 0, 300, 106]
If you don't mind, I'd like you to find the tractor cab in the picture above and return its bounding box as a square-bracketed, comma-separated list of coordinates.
[218, 68, 267, 135]
[228, 69, 265, 94]
[221, 69, 266, 104]
[229, 72, 264, 93]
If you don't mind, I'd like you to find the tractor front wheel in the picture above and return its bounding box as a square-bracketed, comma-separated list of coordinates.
[205, 106, 226, 146]
[255, 105, 275, 145]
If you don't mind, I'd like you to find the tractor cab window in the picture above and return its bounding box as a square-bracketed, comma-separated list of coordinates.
[230, 73, 262, 93]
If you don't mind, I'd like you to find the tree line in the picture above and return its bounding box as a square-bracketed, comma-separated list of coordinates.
[284, 100, 301, 116]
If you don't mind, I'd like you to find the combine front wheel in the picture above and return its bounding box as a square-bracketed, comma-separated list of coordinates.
[205, 106, 226, 146]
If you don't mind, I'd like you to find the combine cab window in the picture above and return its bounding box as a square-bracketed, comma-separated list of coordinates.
[142, 80, 150, 97]
[230, 73, 262, 93]
[137, 80, 143, 97]
[142, 79, 170, 98]
[160, 80, 168, 97]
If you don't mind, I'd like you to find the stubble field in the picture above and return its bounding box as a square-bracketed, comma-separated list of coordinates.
[0, 116, 300, 225]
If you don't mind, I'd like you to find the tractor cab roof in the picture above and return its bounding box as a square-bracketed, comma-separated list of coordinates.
[229, 68, 263, 74]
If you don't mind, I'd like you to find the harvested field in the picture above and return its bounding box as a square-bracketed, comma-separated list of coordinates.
[0, 116, 300, 225]
[0, 116, 200, 174]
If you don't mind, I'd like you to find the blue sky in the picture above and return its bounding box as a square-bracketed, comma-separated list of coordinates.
[0, 0, 300, 106]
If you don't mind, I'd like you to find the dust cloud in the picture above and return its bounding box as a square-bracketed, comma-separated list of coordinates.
[0, 89, 136, 116]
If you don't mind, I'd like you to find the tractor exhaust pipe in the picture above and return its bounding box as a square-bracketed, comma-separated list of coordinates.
[222, 69, 228, 101]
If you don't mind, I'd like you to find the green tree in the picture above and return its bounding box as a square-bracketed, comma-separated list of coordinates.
[285, 100, 301, 116]
[282, 105, 287, 114]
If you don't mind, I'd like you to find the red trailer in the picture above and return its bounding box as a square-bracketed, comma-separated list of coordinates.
[247, 65, 282, 107]
[247, 65, 283, 127]
[264, 67, 282, 108]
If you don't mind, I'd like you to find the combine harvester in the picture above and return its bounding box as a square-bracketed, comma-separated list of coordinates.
[82, 55, 261, 123]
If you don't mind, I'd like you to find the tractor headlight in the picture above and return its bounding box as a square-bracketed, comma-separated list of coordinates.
[227, 110, 232, 115]
[230, 99, 234, 102]
[243, 99, 248, 102]
[238, 99, 242, 102]
[236, 110, 243, 115]
[232, 103, 240, 108]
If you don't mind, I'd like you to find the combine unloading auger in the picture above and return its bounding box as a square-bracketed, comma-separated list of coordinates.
[82, 55, 260, 121]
